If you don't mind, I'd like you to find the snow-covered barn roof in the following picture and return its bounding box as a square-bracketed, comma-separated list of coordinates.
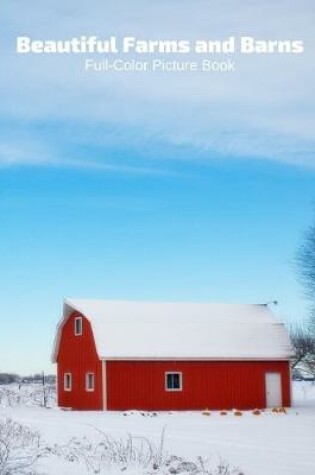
[52, 299, 294, 362]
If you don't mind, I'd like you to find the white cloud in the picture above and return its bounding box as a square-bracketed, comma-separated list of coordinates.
[0, 141, 53, 166]
[0, 0, 314, 168]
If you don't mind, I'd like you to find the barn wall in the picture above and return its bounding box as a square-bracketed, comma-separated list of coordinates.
[57, 312, 103, 410]
[106, 360, 290, 410]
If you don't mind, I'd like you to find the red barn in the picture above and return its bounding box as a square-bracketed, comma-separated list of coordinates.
[52, 300, 294, 411]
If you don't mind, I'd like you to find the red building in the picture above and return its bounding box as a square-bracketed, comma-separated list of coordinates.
[52, 300, 294, 411]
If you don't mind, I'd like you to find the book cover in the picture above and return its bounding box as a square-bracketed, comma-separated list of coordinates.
[0, 2, 314, 474]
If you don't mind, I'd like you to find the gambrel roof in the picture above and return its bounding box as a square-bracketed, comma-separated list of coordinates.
[52, 299, 294, 362]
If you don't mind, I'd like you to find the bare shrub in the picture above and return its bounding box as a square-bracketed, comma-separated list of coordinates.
[0, 418, 42, 474]
[52, 429, 243, 474]
[290, 327, 315, 377]
[0, 384, 56, 408]
[0, 388, 16, 407]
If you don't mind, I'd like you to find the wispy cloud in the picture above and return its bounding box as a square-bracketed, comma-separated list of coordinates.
[0, 141, 53, 166]
[0, 133, 183, 177]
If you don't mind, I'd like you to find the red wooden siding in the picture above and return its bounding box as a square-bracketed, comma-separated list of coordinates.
[57, 312, 103, 410]
[106, 360, 290, 410]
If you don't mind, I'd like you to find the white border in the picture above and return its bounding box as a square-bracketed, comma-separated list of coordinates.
[102, 360, 107, 410]
[101, 357, 291, 361]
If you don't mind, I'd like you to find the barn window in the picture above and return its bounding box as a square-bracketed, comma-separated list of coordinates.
[74, 316, 83, 336]
[64, 373, 72, 391]
[85, 372, 95, 392]
[165, 372, 182, 391]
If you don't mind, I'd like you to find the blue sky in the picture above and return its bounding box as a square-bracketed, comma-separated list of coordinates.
[0, 0, 315, 373]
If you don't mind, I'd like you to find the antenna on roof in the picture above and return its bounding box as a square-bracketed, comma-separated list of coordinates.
[265, 300, 278, 306]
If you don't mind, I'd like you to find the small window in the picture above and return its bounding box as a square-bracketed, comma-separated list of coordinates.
[74, 316, 83, 336]
[165, 372, 182, 391]
[85, 372, 95, 392]
[64, 373, 72, 391]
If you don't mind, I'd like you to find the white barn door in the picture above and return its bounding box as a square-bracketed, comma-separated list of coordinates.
[265, 372, 282, 407]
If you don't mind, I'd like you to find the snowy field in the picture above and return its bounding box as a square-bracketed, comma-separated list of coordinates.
[0, 382, 315, 475]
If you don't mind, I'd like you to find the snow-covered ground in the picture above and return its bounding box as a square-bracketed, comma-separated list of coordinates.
[0, 382, 314, 474]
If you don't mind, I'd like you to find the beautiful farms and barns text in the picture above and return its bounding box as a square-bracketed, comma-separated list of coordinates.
[16, 36, 304, 54]
[16, 36, 304, 74]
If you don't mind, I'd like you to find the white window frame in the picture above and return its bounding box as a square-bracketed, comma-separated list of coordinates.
[74, 316, 83, 336]
[165, 372, 183, 392]
[64, 373, 72, 392]
[85, 372, 95, 392]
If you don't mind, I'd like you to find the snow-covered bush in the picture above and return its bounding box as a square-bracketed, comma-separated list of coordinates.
[0, 418, 43, 475]
[0, 383, 56, 408]
[52, 430, 243, 474]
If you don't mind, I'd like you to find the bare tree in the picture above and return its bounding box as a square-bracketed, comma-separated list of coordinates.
[0, 374, 19, 385]
[294, 220, 315, 374]
[297, 221, 315, 331]
[290, 327, 315, 371]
